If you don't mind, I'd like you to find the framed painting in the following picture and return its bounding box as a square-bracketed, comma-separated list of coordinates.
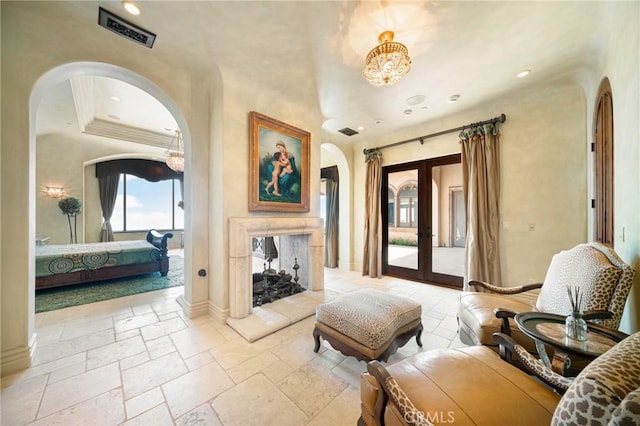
[248, 111, 310, 212]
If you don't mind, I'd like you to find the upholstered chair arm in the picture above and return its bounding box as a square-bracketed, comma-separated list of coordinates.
[493, 333, 572, 394]
[384, 376, 434, 425]
[366, 361, 390, 425]
[367, 361, 434, 426]
[469, 280, 543, 294]
[493, 308, 517, 335]
[582, 310, 613, 322]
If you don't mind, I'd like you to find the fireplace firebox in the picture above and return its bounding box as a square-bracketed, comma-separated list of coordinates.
[228, 217, 324, 320]
[252, 257, 304, 306]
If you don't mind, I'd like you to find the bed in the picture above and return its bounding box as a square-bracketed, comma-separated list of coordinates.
[35, 230, 173, 290]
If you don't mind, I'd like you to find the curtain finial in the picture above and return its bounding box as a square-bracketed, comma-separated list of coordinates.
[364, 148, 382, 162]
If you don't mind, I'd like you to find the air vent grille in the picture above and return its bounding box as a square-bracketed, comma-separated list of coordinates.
[98, 7, 156, 48]
[338, 127, 359, 136]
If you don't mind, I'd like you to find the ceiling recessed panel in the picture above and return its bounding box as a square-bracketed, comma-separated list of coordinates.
[93, 76, 177, 134]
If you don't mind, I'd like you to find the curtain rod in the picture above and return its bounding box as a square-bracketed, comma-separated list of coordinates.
[362, 113, 506, 156]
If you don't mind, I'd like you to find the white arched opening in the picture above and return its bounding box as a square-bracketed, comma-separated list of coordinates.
[29, 62, 192, 344]
[320, 143, 352, 270]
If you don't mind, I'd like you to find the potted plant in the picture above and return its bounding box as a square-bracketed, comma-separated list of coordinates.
[58, 197, 82, 244]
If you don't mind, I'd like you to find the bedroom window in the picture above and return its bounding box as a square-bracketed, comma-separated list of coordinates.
[111, 174, 184, 232]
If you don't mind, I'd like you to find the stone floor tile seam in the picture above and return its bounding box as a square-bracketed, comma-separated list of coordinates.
[30, 373, 50, 424]
[35, 361, 122, 421]
[5, 269, 463, 425]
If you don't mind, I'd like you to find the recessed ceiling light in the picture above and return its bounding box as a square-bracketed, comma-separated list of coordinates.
[374, 119, 382, 125]
[448, 94, 460, 103]
[403, 109, 413, 115]
[357, 126, 365, 131]
[406, 95, 426, 105]
[122, 1, 141, 15]
[517, 70, 530, 78]
[110, 96, 121, 102]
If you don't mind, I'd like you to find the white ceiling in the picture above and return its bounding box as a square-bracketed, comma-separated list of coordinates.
[35, 1, 608, 147]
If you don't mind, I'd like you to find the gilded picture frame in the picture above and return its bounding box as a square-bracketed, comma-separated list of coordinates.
[248, 111, 310, 212]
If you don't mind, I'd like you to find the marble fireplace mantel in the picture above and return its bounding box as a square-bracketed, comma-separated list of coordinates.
[228, 217, 324, 320]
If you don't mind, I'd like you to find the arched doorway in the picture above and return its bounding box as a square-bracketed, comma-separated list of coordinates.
[30, 62, 191, 335]
[320, 143, 351, 270]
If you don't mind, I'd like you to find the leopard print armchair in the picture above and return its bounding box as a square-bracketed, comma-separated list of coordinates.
[458, 243, 635, 351]
[552, 331, 640, 425]
[534, 242, 635, 330]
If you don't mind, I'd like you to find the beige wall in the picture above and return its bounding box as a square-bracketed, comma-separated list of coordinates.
[341, 1, 640, 333]
[2, 0, 327, 375]
[210, 75, 324, 321]
[587, 2, 640, 333]
[1, 2, 213, 374]
[351, 81, 589, 285]
[2, 2, 639, 376]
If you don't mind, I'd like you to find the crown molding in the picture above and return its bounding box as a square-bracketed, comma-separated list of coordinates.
[70, 76, 95, 132]
[84, 118, 173, 148]
[70, 76, 173, 148]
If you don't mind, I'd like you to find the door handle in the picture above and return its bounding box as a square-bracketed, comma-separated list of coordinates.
[417, 230, 431, 238]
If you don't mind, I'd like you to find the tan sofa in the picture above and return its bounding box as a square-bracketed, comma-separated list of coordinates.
[360, 332, 640, 426]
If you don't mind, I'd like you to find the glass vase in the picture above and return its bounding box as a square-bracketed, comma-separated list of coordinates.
[565, 311, 588, 341]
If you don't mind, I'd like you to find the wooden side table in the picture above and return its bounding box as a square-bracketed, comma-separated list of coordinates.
[515, 312, 628, 375]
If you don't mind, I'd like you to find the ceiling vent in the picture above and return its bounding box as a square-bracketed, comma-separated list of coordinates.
[338, 127, 359, 137]
[98, 7, 156, 48]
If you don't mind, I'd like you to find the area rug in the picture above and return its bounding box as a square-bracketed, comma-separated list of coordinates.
[35, 255, 184, 313]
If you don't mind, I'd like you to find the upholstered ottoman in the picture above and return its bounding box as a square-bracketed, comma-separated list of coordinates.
[313, 289, 423, 362]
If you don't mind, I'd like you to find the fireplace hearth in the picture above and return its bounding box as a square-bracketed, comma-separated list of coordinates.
[252, 258, 304, 306]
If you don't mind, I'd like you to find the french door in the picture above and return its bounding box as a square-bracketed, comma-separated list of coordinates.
[382, 155, 463, 288]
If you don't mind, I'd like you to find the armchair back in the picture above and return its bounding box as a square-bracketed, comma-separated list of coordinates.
[536, 243, 635, 330]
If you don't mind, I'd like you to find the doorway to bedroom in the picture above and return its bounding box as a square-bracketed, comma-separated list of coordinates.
[34, 74, 187, 311]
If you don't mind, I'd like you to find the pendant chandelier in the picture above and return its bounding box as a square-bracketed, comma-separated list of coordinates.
[165, 130, 184, 173]
[362, 31, 412, 87]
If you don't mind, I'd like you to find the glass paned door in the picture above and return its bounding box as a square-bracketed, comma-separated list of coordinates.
[383, 163, 422, 280]
[430, 164, 465, 279]
[382, 155, 463, 288]
[386, 168, 419, 271]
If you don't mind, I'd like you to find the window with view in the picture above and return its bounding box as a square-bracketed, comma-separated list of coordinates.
[111, 174, 184, 232]
[388, 187, 396, 226]
[398, 184, 417, 228]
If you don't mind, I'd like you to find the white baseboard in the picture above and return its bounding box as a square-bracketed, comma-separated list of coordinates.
[208, 303, 229, 323]
[175, 295, 209, 319]
[1, 334, 36, 377]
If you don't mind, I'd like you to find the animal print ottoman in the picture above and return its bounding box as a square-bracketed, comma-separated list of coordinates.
[313, 289, 423, 362]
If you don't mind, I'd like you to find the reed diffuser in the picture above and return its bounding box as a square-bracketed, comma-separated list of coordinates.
[565, 286, 588, 341]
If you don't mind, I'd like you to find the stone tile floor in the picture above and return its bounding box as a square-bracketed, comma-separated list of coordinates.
[1, 267, 465, 425]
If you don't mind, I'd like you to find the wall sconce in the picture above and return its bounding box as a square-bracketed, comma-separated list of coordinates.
[45, 186, 65, 198]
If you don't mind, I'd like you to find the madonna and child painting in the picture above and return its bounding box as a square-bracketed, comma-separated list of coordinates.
[249, 111, 310, 213]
